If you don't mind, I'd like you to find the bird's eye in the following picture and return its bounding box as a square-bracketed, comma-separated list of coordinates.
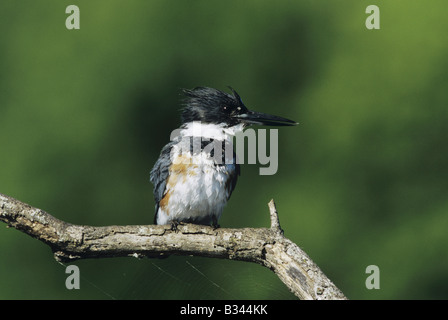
[237, 107, 241, 111]
[223, 106, 227, 110]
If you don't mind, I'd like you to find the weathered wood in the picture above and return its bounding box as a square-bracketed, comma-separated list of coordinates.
[0, 192, 347, 300]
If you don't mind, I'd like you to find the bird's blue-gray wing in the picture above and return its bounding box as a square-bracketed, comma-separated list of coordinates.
[150, 141, 175, 224]
[224, 144, 240, 200]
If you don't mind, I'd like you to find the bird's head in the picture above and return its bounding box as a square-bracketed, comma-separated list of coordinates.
[181, 87, 297, 128]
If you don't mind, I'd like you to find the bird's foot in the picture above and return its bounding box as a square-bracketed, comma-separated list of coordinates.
[211, 218, 220, 230]
[170, 220, 183, 232]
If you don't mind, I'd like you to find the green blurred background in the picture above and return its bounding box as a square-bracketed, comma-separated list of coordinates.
[1, 0, 447, 299]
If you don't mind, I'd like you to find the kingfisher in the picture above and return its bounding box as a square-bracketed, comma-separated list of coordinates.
[150, 87, 296, 229]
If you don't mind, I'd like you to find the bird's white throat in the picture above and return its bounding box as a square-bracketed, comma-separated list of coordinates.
[177, 121, 246, 141]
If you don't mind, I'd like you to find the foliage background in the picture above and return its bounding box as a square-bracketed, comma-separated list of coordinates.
[1, 0, 447, 299]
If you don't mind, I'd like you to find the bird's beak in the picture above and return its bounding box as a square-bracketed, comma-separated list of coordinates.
[234, 110, 297, 126]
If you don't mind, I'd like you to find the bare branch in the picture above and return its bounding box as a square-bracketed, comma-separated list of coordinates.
[0, 192, 347, 300]
[268, 199, 283, 235]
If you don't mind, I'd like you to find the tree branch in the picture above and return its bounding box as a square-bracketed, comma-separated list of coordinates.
[0, 192, 347, 300]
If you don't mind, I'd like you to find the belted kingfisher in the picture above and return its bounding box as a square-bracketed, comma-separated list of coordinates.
[150, 87, 296, 228]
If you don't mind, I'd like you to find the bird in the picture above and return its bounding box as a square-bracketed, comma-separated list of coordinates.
[150, 86, 296, 229]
